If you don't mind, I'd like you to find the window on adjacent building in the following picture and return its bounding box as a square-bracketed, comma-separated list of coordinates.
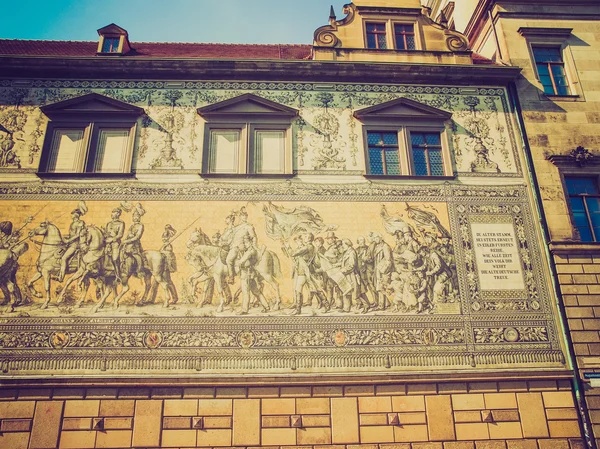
[565, 177, 600, 242]
[198, 93, 298, 176]
[366, 23, 387, 49]
[532, 46, 571, 96]
[394, 24, 416, 50]
[39, 93, 143, 175]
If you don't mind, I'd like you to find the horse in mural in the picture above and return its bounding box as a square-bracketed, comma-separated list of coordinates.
[27, 220, 177, 311]
[107, 248, 178, 311]
[26, 220, 91, 309]
[186, 238, 282, 313]
[55, 225, 118, 312]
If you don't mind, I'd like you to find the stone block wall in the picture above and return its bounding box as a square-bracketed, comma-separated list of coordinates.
[554, 252, 600, 447]
[0, 380, 583, 449]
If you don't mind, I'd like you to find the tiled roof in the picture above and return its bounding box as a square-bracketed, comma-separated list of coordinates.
[472, 52, 496, 65]
[0, 40, 313, 60]
[0, 39, 497, 66]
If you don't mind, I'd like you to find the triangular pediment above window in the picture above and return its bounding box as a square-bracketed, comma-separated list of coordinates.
[97, 23, 128, 36]
[197, 93, 299, 118]
[41, 93, 144, 117]
[354, 97, 452, 121]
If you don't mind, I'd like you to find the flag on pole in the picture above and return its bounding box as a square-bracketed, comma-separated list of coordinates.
[262, 202, 336, 241]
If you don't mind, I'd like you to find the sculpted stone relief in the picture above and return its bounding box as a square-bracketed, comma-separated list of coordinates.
[0, 81, 519, 175]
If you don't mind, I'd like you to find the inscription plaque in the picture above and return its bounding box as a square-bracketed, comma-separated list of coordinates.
[471, 223, 525, 290]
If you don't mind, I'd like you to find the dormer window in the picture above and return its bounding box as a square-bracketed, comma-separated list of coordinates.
[394, 24, 416, 50]
[366, 23, 388, 49]
[96, 23, 131, 56]
[101, 37, 121, 53]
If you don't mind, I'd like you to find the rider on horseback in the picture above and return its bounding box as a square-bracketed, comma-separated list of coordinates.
[59, 208, 86, 282]
[121, 204, 145, 276]
[225, 207, 257, 284]
[105, 208, 125, 280]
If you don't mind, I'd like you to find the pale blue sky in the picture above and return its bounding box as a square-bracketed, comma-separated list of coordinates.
[2, 1, 349, 44]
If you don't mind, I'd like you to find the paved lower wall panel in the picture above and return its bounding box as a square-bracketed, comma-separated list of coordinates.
[0, 381, 584, 448]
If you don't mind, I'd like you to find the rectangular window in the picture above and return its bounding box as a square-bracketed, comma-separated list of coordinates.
[366, 23, 387, 49]
[410, 132, 444, 176]
[394, 24, 416, 50]
[254, 130, 285, 174]
[102, 37, 120, 53]
[565, 177, 600, 242]
[532, 46, 570, 96]
[94, 129, 130, 173]
[47, 129, 86, 173]
[209, 130, 240, 174]
[367, 131, 400, 175]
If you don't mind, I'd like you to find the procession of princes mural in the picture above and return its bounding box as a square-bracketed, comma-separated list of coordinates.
[0, 200, 460, 317]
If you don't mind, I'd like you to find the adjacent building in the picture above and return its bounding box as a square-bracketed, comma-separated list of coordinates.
[426, 0, 600, 445]
[0, 1, 590, 448]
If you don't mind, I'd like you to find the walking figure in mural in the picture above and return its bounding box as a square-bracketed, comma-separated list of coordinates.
[285, 232, 325, 315]
[105, 208, 125, 280]
[237, 236, 270, 314]
[0, 219, 29, 311]
[161, 224, 177, 273]
[370, 232, 394, 311]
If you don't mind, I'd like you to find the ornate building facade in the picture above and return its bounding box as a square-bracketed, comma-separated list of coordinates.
[0, 1, 590, 448]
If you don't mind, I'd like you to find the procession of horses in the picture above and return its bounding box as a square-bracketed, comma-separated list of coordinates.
[0, 201, 458, 316]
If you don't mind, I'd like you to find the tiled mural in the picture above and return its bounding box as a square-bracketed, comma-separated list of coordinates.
[0, 80, 563, 376]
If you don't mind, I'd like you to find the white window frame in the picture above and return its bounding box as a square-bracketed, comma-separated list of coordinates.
[203, 122, 291, 176]
[41, 121, 137, 174]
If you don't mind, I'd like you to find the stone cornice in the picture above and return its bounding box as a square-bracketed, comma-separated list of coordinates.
[0, 56, 521, 86]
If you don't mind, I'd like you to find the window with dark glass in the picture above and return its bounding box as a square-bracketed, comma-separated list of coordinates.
[394, 24, 416, 50]
[366, 23, 387, 49]
[410, 132, 444, 176]
[565, 177, 600, 242]
[532, 46, 570, 95]
[367, 131, 400, 175]
[101, 37, 120, 53]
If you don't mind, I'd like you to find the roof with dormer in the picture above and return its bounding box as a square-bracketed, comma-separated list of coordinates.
[0, 40, 314, 60]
